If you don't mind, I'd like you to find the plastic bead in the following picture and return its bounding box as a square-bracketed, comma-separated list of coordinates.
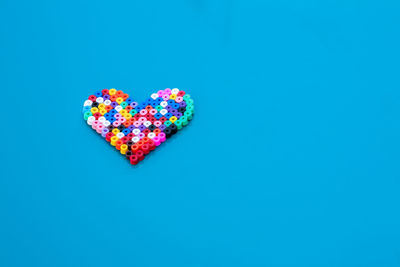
[82, 88, 194, 165]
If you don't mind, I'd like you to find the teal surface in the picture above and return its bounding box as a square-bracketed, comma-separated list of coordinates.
[1, 1, 400, 266]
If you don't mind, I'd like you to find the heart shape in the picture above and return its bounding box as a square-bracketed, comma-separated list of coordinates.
[82, 88, 194, 165]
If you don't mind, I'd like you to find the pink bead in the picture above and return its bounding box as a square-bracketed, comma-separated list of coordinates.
[164, 88, 172, 95]
[133, 121, 141, 127]
[149, 109, 157, 115]
[96, 124, 104, 133]
[138, 133, 145, 139]
[139, 109, 147, 115]
[175, 96, 183, 103]
[154, 121, 162, 127]
[158, 132, 166, 142]
[162, 95, 169, 101]
[113, 121, 121, 127]
[139, 117, 146, 123]
[153, 136, 161, 146]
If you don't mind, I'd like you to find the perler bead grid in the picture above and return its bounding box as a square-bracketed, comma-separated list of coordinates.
[82, 88, 194, 165]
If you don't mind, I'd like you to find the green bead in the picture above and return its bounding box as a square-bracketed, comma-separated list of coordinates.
[187, 99, 194, 105]
[183, 94, 191, 101]
[84, 111, 92, 120]
[120, 102, 128, 108]
[181, 116, 188, 126]
[156, 105, 163, 111]
[186, 105, 194, 113]
[129, 110, 137, 116]
[175, 120, 183, 129]
[164, 120, 172, 127]
[184, 111, 193, 120]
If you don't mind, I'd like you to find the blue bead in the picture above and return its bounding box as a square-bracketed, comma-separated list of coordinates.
[154, 113, 162, 119]
[122, 129, 130, 135]
[125, 97, 133, 104]
[164, 113, 173, 119]
[95, 91, 102, 97]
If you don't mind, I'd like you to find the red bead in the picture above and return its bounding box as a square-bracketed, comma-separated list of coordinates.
[93, 112, 101, 119]
[105, 132, 114, 142]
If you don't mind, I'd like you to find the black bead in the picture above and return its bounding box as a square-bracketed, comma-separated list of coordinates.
[92, 102, 99, 108]
[148, 125, 156, 131]
[127, 141, 134, 147]
[178, 107, 186, 113]
[169, 124, 178, 134]
[164, 128, 172, 138]
[117, 125, 125, 131]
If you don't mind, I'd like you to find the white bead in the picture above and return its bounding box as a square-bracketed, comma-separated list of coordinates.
[103, 120, 111, 127]
[143, 121, 151, 127]
[115, 105, 122, 112]
[160, 109, 168, 115]
[84, 100, 93, 106]
[160, 101, 168, 107]
[96, 97, 104, 103]
[148, 132, 156, 139]
[116, 132, 124, 139]
[87, 116, 96, 125]
[151, 93, 158, 100]
[104, 100, 111, 105]
[132, 129, 141, 135]
[132, 136, 140, 143]
[98, 116, 106, 123]
[171, 88, 179, 94]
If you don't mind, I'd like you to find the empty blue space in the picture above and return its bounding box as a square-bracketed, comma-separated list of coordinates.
[1, 0, 400, 266]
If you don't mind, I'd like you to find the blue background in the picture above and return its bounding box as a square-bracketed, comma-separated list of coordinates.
[1, 0, 400, 266]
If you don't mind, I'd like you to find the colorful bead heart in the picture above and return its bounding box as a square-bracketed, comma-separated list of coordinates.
[82, 88, 194, 165]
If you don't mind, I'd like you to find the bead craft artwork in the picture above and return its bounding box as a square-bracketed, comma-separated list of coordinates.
[82, 88, 194, 165]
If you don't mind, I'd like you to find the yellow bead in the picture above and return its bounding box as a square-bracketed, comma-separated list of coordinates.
[90, 107, 98, 114]
[120, 144, 128, 154]
[124, 113, 132, 119]
[112, 128, 120, 135]
[109, 88, 117, 95]
[98, 103, 105, 109]
[169, 116, 177, 123]
[110, 136, 119, 146]
[116, 97, 123, 104]
[170, 94, 177, 100]
[99, 109, 107, 115]
[120, 109, 128, 115]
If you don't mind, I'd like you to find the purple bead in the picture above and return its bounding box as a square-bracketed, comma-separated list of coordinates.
[139, 125, 146, 131]
[128, 125, 135, 131]
[103, 94, 110, 100]
[111, 101, 118, 108]
[176, 112, 182, 118]
[179, 101, 186, 108]
[166, 106, 173, 112]
[159, 124, 166, 131]
[130, 102, 138, 108]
